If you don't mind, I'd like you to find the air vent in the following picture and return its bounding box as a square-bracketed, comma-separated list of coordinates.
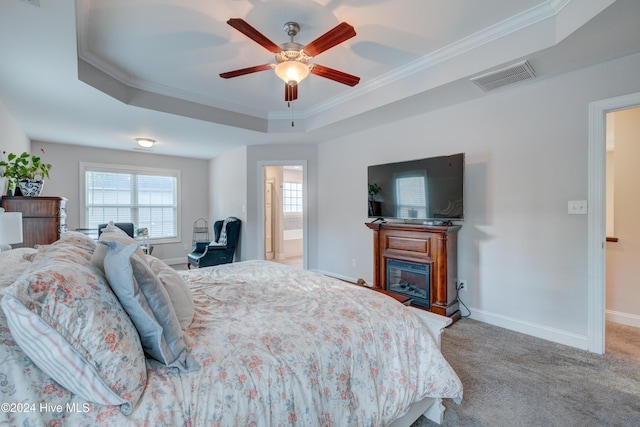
[470, 60, 536, 91]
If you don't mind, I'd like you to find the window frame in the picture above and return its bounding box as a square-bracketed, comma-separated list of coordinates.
[394, 171, 428, 219]
[282, 181, 303, 213]
[79, 162, 181, 244]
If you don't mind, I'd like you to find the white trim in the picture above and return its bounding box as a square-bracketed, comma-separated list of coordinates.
[318, 266, 591, 350]
[470, 308, 589, 350]
[272, 1, 564, 121]
[79, 161, 181, 244]
[78, 0, 573, 125]
[257, 161, 308, 270]
[587, 91, 640, 354]
[606, 310, 640, 329]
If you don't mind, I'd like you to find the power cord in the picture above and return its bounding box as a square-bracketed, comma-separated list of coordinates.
[455, 283, 471, 318]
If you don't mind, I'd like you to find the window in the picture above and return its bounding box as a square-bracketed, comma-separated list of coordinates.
[283, 182, 303, 213]
[80, 163, 180, 243]
[394, 172, 427, 218]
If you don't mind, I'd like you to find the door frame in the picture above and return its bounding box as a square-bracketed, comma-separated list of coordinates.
[588, 90, 640, 353]
[257, 160, 308, 269]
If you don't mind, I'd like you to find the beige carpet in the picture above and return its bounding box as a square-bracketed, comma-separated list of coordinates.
[413, 319, 640, 427]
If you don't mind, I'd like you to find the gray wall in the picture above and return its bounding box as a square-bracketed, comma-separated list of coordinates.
[246, 144, 318, 268]
[0, 99, 30, 188]
[209, 143, 318, 267]
[36, 141, 209, 264]
[316, 52, 640, 349]
[209, 146, 248, 260]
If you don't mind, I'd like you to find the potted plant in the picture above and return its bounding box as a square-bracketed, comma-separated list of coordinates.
[0, 150, 52, 196]
[368, 183, 382, 217]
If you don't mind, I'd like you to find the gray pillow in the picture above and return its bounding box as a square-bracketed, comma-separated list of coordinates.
[103, 241, 199, 372]
[147, 255, 194, 329]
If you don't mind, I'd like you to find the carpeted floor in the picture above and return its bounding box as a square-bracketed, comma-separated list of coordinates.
[413, 319, 640, 427]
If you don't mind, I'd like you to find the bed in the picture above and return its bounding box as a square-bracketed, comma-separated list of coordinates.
[0, 231, 462, 426]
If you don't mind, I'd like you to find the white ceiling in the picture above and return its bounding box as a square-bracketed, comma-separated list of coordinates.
[0, 0, 638, 158]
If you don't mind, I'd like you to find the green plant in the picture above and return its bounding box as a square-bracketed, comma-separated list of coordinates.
[1, 150, 52, 189]
[368, 183, 381, 201]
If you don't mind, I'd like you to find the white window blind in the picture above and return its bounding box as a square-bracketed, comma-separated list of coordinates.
[81, 163, 180, 243]
[395, 173, 427, 218]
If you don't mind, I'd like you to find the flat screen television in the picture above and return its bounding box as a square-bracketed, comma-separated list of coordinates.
[367, 153, 464, 222]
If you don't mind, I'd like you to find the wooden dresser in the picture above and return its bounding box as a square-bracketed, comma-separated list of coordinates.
[1, 196, 67, 248]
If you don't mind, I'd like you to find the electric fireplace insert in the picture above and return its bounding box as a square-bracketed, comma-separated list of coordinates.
[386, 259, 430, 309]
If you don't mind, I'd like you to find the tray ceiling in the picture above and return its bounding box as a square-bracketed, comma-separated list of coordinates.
[1, 0, 638, 157]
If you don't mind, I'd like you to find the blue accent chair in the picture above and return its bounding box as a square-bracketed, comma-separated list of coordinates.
[187, 217, 241, 269]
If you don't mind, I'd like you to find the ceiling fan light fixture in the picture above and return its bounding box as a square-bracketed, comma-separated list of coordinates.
[135, 137, 155, 148]
[275, 60, 310, 86]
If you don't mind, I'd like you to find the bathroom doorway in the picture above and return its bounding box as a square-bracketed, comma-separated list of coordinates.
[262, 163, 306, 269]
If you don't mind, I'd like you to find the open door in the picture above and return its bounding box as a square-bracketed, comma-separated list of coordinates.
[264, 178, 275, 260]
[261, 164, 305, 269]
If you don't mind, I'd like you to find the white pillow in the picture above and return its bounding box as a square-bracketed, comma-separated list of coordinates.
[91, 221, 148, 270]
[147, 256, 195, 329]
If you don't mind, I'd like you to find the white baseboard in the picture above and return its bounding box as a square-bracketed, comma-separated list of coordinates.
[313, 269, 591, 350]
[468, 308, 589, 350]
[606, 310, 640, 328]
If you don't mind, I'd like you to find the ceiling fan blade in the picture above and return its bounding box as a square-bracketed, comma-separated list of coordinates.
[285, 83, 298, 102]
[310, 64, 360, 86]
[219, 64, 273, 79]
[227, 18, 282, 53]
[303, 22, 356, 57]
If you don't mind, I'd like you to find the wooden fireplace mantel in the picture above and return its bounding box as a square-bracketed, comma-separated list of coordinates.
[366, 221, 461, 321]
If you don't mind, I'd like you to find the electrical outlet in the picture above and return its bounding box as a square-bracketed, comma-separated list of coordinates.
[458, 280, 467, 292]
[351, 259, 357, 268]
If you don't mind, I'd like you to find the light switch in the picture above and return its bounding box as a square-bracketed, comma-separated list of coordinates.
[568, 200, 588, 214]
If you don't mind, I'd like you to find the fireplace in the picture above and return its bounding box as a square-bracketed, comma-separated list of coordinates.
[386, 259, 430, 309]
[366, 222, 460, 320]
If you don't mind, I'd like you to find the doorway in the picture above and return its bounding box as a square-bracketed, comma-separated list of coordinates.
[588, 91, 640, 354]
[604, 107, 640, 354]
[260, 163, 306, 269]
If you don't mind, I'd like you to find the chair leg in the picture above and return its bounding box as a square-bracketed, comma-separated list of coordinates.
[187, 263, 191, 269]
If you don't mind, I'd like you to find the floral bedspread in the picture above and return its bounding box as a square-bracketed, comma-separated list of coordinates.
[1, 260, 462, 426]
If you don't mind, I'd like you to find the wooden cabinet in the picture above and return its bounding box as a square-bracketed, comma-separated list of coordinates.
[366, 222, 460, 321]
[1, 196, 67, 248]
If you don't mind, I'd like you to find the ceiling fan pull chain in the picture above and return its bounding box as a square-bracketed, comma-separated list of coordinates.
[290, 101, 295, 127]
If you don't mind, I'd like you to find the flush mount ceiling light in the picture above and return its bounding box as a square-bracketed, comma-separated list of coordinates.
[135, 138, 155, 148]
[220, 19, 360, 104]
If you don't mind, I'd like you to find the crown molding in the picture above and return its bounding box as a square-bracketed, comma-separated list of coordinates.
[76, 0, 591, 131]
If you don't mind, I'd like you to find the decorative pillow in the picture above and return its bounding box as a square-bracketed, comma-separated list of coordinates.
[51, 231, 97, 259]
[0, 248, 37, 288]
[92, 221, 147, 271]
[147, 255, 194, 329]
[0, 245, 147, 414]
[104, 241, 199, 372]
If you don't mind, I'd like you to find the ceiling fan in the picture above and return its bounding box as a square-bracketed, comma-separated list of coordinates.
[220, 18, 360, 103]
